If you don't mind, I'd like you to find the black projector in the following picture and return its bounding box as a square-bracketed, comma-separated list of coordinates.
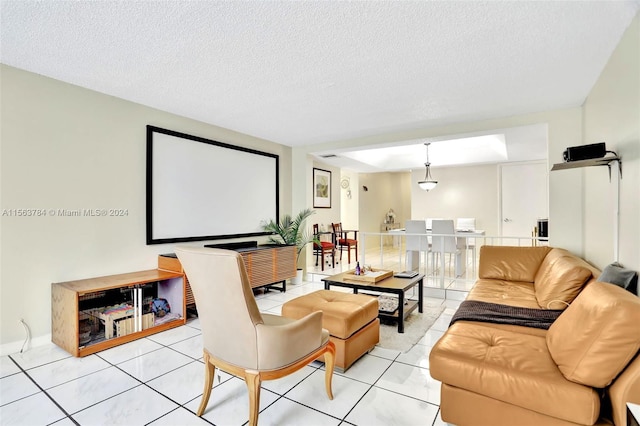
[563, 142, 606, 162]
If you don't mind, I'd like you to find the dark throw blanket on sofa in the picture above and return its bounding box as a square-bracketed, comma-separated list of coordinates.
[450, 300, 564, 330]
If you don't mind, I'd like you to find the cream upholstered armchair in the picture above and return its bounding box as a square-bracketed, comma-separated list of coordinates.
[175, 246, 335, 426]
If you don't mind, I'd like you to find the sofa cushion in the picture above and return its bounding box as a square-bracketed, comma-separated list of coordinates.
[468, 279, 540, 309]
[547, 282, 640, 388]
[429, 321, 600, 425]
[478, 246, 551, 283]
[534, 254, 592, 309]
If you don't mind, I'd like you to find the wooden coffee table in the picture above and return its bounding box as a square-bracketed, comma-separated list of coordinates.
[322, 272, 424, 333]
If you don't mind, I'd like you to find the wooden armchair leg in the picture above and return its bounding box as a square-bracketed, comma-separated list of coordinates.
[246, 371, 261, 426]
[324, 341, 336, 400]
[197, 352, 215, 416]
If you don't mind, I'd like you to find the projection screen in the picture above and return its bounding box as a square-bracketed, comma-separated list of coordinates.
[146, 126, 279, 244]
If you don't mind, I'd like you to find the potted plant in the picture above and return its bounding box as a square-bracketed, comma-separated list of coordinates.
[261, 208, 317, 284]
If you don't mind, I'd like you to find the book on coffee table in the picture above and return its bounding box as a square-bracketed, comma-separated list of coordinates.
[394, 271, 419, 278]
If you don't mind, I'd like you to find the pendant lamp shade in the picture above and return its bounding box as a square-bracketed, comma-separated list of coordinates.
[417, 143, 438, 191]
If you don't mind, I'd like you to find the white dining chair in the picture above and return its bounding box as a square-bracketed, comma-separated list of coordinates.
[456, 218, 477, 272]
[431, 219, 463, 278]
[405, 220, 430, 272]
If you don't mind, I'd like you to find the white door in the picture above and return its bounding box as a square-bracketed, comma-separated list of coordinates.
[500, 162, 548, 240]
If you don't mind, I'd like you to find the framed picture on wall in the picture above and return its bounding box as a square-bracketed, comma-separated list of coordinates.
[313, 168, 331, 208]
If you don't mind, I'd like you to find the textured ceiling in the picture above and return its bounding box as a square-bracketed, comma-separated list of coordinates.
[1, 1, 639, 154]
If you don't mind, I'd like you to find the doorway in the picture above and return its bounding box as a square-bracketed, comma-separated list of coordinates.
[500, 161, 548, 241]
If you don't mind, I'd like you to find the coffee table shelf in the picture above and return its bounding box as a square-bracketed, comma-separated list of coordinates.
[322, 271, 424, 333]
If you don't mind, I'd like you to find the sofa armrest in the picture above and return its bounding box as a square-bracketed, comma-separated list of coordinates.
[609, 352, 640, 426]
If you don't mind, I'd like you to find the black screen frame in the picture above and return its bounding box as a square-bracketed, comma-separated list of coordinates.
[146, 125, 279, 245]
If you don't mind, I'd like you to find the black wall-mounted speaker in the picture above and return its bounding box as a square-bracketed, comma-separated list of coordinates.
[563, 142, 606, 162]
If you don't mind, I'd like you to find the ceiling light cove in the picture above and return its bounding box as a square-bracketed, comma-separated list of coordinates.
[339, 134, 508, 171]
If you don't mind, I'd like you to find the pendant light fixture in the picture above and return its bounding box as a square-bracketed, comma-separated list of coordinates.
[418, 142, 438, 191]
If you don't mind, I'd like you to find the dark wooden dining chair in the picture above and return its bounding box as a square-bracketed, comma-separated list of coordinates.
[313, 224, 335, 271]
[331, 222, 358, 264]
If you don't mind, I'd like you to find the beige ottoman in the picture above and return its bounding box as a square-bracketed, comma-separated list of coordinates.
[282, 290, 380, 372]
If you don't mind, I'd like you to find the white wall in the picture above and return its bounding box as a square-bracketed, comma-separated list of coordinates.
[582, 14, 639, 272]
[410, 164, 500, 236]
[0, 65, 292, 349]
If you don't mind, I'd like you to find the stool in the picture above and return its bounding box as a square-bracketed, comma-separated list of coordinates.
[282, 290, 380, 372]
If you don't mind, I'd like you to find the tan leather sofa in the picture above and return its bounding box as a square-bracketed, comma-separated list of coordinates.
[429, 246, 640, 426]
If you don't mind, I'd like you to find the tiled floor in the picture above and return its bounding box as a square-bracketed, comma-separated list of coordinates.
[0, 278, 462, 426]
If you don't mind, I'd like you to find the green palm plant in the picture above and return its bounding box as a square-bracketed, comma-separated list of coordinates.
[261, 208, 318, 265]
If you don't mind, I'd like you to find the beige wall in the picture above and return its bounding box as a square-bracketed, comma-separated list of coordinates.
[0, 65, 292, 350]
[582, 14, 639, 272]
[339, 170, 360, 231]
[358, 172, 411, 249]
[410, 164, 500, 236]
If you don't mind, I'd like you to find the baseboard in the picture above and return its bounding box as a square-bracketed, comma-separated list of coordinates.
[0, 333, 52, 357]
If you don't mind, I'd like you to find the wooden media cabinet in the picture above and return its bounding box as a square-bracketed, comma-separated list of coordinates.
[159, 243, 296, 310]
[52, 269, 186, 357]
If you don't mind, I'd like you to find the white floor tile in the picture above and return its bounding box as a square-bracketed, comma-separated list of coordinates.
[9, 343, 71, 370]
[333, 354, 393, 385]
[146, 360, 228, 405]
[0, 372, 40, 404]
[260, 365, 316, 396]
[117, 347, 193, 382]
[284, 369, 370, 419]
[345, 386, 439, 426]
[0, 356, 20, 378]
[72, 384, 178, 425]
[285, 283, 324, 296]
[0, 392, 67, 426]
[96, 337, 163, 365]
[185, 317, 202, 330]
[416, 329, 444, 347]
[146, 325, 202, 346]
[259, 397, 341, 425]
[265, 305, 283, 315]
[50, 417, 76, 425]
[46, 366, 139, 414]
[375, 362, 440, 405]
[445, 289, 468, 301]
[433, 409, 449, 426]
[27, 354, 111, 389]
[148, 407, 212, 425]
[369, 346, 400, 361]
[430, 314, 453, 332]
[255, 298, 283, 312]
[183, 376, 279, 426]
[263, 291, 305, 304]
[169, 335, 204, 360]
[396, 343, 432, 369]
[444, 299, 463, 309]
[423, 287, 446, 298]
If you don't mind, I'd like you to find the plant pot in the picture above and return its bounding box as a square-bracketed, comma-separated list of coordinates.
[291, 268, 303, 285]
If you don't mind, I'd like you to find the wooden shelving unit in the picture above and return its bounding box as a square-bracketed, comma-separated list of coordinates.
[52, 269, 186, 357]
